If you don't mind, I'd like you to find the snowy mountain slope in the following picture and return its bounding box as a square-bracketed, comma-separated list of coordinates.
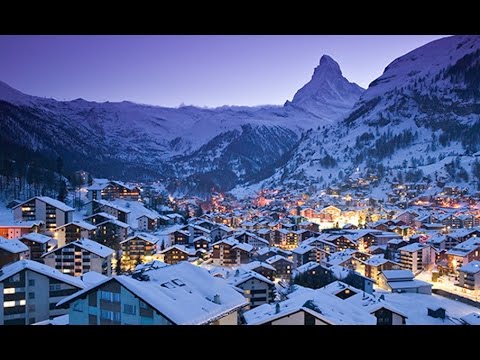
[0, 55, 363, 195]
[249, 35, 480, 197]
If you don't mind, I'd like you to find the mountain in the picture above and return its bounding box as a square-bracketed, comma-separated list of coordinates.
[287, 55, 364, 120]
[251, 35, 480, 198]
[0, 56, 363, 196]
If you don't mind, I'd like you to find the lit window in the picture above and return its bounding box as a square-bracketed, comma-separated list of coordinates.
[3, 288, 15, 295]
[4, 301, 15, 307]
[19, 299, 26, 306]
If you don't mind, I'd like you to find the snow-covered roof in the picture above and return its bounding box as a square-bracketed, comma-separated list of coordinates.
[166, 213, 184, 219]
[159, 244, 196, 256]
[20, 232, 52, 244]
[84, 212, 117, 221]
[447, 237, 480, 256]
[81, 271, 109, 287]
[0, 237, 29, 253]
[240, 261, 276, 272]
[363, 255, 390, 266]
[265, 255, 293, 265]
[0, 259, 84, 288]
[58, 262, 247, 325]
[43, 238, 114, 258]
[0, 220, 44, 228]
[382, 269, 415, 281]
[97, 219, 130, 229]
[55, 220, 97, 231]
[192, 236, 210, 243]
[388, 280, 432, 290]
[461, 312, 480, 325]
[227, 269, 274, 287]
[398, 243, 427, 253]
[458, 260, 480, 274]
[292, 244, 315, 255]
[33, 314, 69, 325]
[243, 287, 376, 325]
[121, 233, 160, 245]
[293, 261, 324, 276]
[13, 196, 74, 212]
[232, 242, 254, 253]
[93, 199, 131, 213]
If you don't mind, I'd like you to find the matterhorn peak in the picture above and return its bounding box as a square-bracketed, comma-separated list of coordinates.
[288, 55, 364, 120]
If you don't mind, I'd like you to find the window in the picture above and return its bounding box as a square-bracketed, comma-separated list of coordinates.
[100, 309, 121, 322]
[3, 288, 15, 295]
[49, 284, 61, 291]
[28, 279, 35, 286]
[123, 304, 136, 315]
[100, 291, 120, 303]
[172, 279, 185, 286]
[139, 300, 148, 309]
[10, 274, 20, 283]
[29, 292, 35, 299]
[73, 301, 84, 312]
[19, 299, 26, 306]
[4, 301, 15, 307]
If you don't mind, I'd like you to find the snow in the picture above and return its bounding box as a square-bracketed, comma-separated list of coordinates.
[20, 232, 52, 244]
[266, 255, 293, 265]
[81, 271, 109, 287]
[458, 260, 480, 274]
[0, 259, 84, 288]
[461, 312, 480, 325]
[398, 242, 427, 253]
[240, 261, 276, 272]
[97, 219, 130, 229]
[0, 237, 29, 253]
[227, 269, 274, 287]
[388, 280, 432, 290]
[378, 291, 480, 325]
[121, 233, 160, 245]
[243, 286, 376, 325]
[382, 270, 415, 281]
[74, 239, 114, 258]
[56, 220, 96, 231]
[34, 196, 74, 212]
[0, 202, 14, 223]
[60, 262, 247, 325]
[33, 314, 69, 325]
[159, 244, 196, 256]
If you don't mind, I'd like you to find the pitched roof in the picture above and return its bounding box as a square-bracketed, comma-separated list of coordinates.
[121, 233, 160, 245]
[20, 232, 52, 244]
[0, 259, 84, 288]
[58, 262, 247, 325]
[0, 237, 29, 253]
[458, 260, 480, 274]
[43, 238, 114, 258]
[55, 220, 97, 231]
[265, 255, 293, 265]
[382, 269, 415, 281]
[13, 196, 74, 212]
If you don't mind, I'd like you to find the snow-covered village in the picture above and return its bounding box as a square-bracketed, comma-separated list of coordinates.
[1, 34, 480, 325]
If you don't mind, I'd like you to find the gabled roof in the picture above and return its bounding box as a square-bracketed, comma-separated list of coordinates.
[0, 259, 84, 288]
[240, 261, 276, 272]
[121, 233, 160, 245]
[398, 243, 427, 253]
[0, 237, 29, 254]
[58, 262, 247, 325]
[43, 238, 114, 258]
[159, 244, 196, 256]
[13, 196, 74, 212]
[83, 212, 117, 221]
[96, 219, 130, 229]
[92, 199, 131, 213]
[458, 260, 480, 274]
[192, 236, 210, 243]
[381, 269, 414, 281]
[20, 232, 52, 244]
[227, 269, 274, 287]
[265, 255, 293, 265]
[55, 220, 97, 231]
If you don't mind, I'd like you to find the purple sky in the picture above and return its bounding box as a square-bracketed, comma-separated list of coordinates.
[0, 35, 448, 107]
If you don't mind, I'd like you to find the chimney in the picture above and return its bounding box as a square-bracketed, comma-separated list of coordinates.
[213, 294, 221, 304]
[275, 303, 280, 314]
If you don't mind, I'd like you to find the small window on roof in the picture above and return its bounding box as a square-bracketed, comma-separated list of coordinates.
[161, 282, 175, 289]
[172, 279, 185, 286]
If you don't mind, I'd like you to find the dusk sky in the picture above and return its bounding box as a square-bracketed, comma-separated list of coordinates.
[0, 35, 448, 107]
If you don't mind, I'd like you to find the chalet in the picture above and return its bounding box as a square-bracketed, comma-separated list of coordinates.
[292, 244, 328, 268]
[166, 213, 184, 225]
[0, 238, 30, 267]
[458, 260, 480, 291]
[398, 243, 435, 273]
[13, 196, 74, 232]
[243, 287, 376, 325]
[265, 255, 293, 280]
[192, 236, 210, 251]
[395, 210, 420, 226]
[386, 239, 409, 262]
[211, 224, 233, 241]
[159, 245, 196, 265]
[445, 228, 480, 250]
[86, 200, 130, 224]
[54, 220, 97, 247]
[137, 214, 158, 232]
[87, 180, 140, 201]
[227, 270, 275, 308]
[18, 233, 53, 262]
[426, 233, 447, 251]
[458, 215, 480, 229]
[256, 228, 272, 245]
[292, 261, 331, 279]
[378, 269, 432, 294]
[211, 238, 254, 266]
[157, 215, 173, 227]
[233, 231, 269, 249]
[446, 237, 480, 274]
[362, 255, 402, 282]
[42, 239, 114, 277]
[322, 281, 408, 325]
[94, 219, 130, 248]
[183, 224, 211, 243]
[320, 205, 342, 219]
[57, 262, 247, 325]
[169, 229, 190, 246]
[0, 260, 84, 325]
[437, 213, 462, 229]
[254, 247, 292, 262]
[0, 221, 44, 239]
[240, 261, 276, 281]
[120, 233, 160, 270]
